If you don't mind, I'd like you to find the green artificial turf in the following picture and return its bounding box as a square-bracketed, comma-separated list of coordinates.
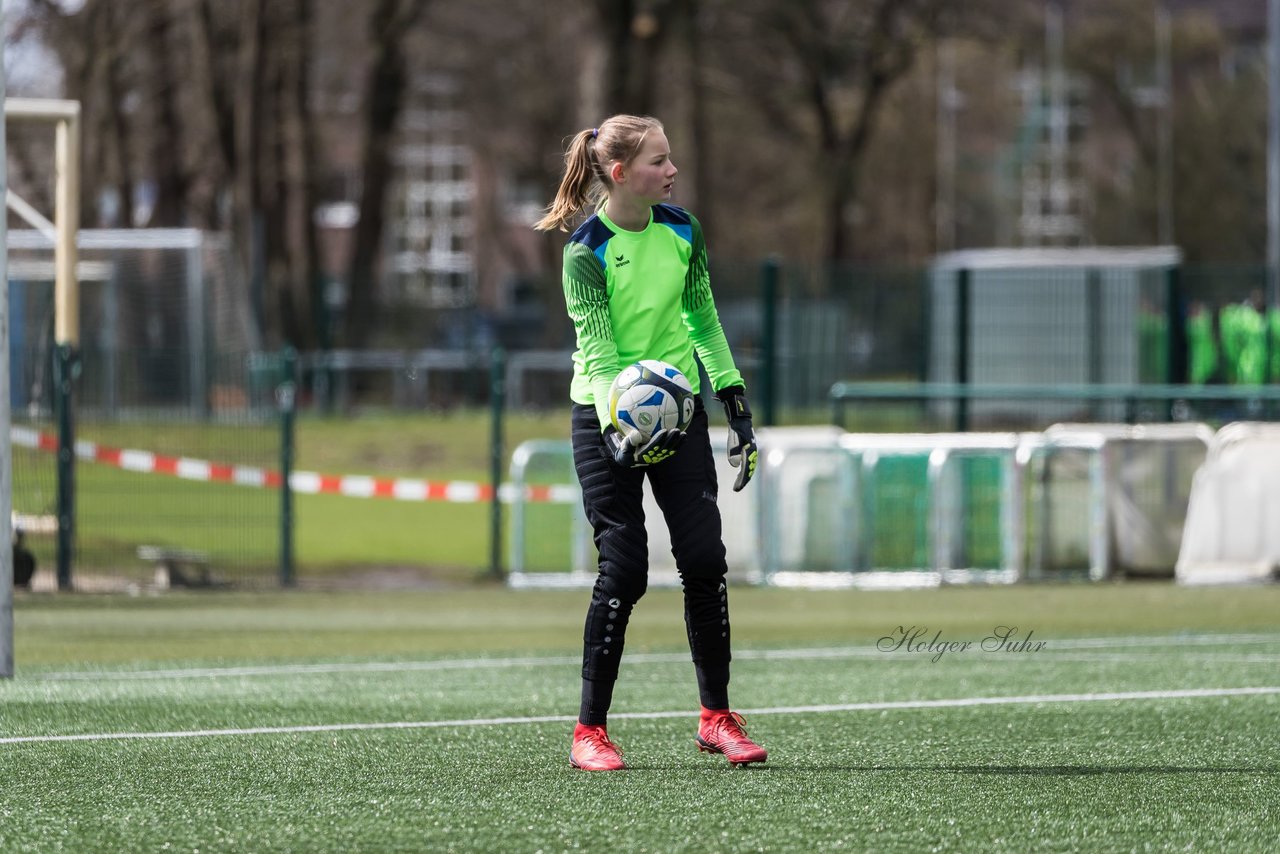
[3, 585, 1279, 851]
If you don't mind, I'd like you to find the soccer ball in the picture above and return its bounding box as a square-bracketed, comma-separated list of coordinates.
[609, 360, 695, 442]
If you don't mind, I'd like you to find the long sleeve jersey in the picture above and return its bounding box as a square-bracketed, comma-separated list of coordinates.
[561, 203, 744, 430]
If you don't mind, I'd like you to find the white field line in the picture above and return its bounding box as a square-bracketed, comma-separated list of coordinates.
[1045, 633, 1280, 650]
[31, 633, 1280, 682]
[1042, 653, 1280, 664]
[2, 686, 1277, 746]
[35, 654, 602, 681]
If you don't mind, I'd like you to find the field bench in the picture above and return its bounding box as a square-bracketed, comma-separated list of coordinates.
[137, 545, 216, 588]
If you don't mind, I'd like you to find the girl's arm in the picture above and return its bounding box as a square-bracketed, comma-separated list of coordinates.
[564, 242, 621, 429]
[681, 215, 744, 393]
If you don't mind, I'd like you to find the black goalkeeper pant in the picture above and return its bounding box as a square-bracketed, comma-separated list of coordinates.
[571, 399, 732, 725]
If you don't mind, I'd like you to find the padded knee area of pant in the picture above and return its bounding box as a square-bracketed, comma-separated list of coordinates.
[680, 571, 732, 599]
[675, 549, 727, 578]
[596, 567, 647, 606]
[681, 575, 731, 665]
[582, 573, 644, 681]
[596, 524, 649, 592]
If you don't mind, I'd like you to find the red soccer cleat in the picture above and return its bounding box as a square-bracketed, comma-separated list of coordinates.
[570, 723, 627, 771]
[696, 708, 768, 766]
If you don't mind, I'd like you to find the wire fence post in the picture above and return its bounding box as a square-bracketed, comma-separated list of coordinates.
[278, 348, 297, 587]
[54, 343, 77, 591]
[1086, 267, 1103, 420]
[955, 268, 971, 432]
[489, 347, 506, 581]
[760, 256, 779, 426]
[1164, 264, 1189, 420]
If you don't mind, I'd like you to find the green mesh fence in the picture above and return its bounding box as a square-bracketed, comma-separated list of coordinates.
[703, 258, 1279, 430]
[865, 455, 932, 570]
[9, 344, 284, 591]
[861, 453, 1004, 571]
[9, 432, 58, 581]
[958, 456, 1005, 569]
[8, 232, 287, 590]
[73, 414, 280, 588]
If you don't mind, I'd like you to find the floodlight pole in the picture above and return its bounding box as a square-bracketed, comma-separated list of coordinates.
[2, 11, 14, 678]
[1155, 3, 1173, 246]
[1270, 0, 1280, 312]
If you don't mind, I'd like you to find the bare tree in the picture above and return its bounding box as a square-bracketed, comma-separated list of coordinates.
[186, 0, 239, 227]
[592, 0, 680, 116]
[9, 0, 1272, 357]
[716, 0, 979, 261]
[26, 0, 199, 228]
[254, 0, 323, 348]
[289, 0, 324, 348]
[343, 0, 432, 349]
[419, 0, 585, 343]
[675, 0, 713, 233]
[95, 2, 135, 226]
[142, 1, 190, 226]
[21, 0, 103, 223]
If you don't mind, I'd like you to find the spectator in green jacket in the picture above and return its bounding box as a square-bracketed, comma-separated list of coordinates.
[1186, 301, 1220, 386]
[1269, 304, 1280, 382]
[1219, 291, 1267, 385]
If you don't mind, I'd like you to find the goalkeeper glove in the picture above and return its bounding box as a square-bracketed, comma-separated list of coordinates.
[716, 386, 758, 492]
[604, 425, 686, 468]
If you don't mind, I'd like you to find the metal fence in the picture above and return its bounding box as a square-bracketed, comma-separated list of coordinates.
[10, 344, 285, 592]
[303, 255, 1278, 427]
[10, 237, 1280, 590]
[10, 236, 1272, 425]
[7, 229, 289, 590]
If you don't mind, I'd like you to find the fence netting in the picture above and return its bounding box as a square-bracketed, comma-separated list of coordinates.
[8, 231, 281, 591]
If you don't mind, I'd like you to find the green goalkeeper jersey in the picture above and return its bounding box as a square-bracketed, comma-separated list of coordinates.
[562, 204, 744, 430]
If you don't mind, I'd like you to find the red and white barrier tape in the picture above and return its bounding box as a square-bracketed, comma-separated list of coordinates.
[9, 427, 576, 505]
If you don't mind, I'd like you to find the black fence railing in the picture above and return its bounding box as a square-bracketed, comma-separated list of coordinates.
[830, 381, 1280, 433]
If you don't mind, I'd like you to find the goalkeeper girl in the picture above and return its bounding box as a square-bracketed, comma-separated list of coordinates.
[534, 114, 764, 771]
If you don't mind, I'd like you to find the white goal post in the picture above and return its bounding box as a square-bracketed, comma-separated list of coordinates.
[5, 98, 80, 346]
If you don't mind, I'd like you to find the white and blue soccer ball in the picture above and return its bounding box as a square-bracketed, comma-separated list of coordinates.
[609, 360, 695, 442]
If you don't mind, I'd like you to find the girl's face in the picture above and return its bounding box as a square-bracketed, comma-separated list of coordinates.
[616, 129, 677, 205]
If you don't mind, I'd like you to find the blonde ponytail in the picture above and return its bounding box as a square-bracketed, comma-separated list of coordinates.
[534, 115, 665, 233]
[534, 129, 602, 232]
